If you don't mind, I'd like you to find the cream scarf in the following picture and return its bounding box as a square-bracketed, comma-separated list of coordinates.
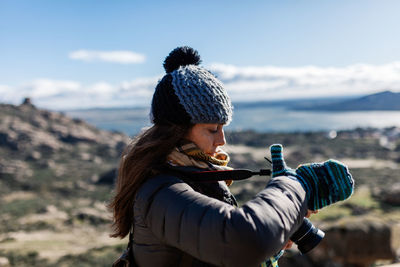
[167, 140, 233, 186]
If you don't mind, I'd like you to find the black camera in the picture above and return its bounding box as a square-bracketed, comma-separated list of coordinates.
[290, 218, 325, 254]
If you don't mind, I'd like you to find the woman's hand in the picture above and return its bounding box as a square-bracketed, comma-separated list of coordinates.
[270, 144, 354, 210]
[306, 209, 318, 218]
[283, 240, 294, 250]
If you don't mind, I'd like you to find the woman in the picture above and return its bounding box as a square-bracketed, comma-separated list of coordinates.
[109, 46, 354, 267]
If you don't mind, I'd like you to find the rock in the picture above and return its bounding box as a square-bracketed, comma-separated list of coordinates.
[73, 207, 110, 225]
[393, 224, 400, 262]
[381, 183, 400, 206]
[0, 132, 18, 150]
[21, 97, 33, 106]
[312, 218, 396, 267]
[30, 115, 48, 128]
[116, 140, 128, 155]
[97, 168, 118, 185]
[2, 116, 64, 153]
[80, 152, 91, 161]
[25, 151, 42, 161]
[0, 159, 33, 181]
[37, 159, 55, 169]
[0, 257, 10, 267]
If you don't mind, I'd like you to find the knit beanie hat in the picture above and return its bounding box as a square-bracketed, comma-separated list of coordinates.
[151, 46, 233, 125]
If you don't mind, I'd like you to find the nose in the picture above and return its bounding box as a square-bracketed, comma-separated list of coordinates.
[215, 128, 226, 147]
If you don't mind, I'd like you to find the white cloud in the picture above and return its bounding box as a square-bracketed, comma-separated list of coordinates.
[22, 79, 81, 98]
[209, 62, 400, 101]
[0, 79, 82, 106]
[2, 62, 400, 109]
[0, 84, 11, 94]
[69, 50, 146, 64]
[0, 77, 159, 109]
[86, 82, 115, 95]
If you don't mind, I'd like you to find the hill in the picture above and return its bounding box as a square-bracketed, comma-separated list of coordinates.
[0, 101, 130, 194]
[294, 90, 400, 111]
[0, 101, 131, 266]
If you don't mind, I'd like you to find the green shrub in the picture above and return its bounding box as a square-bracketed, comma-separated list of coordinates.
[0, 198, 47, 219]
[0, 250, 48, 266]
[55, 245, 125, 267]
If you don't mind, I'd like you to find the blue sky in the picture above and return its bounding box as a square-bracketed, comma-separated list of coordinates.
[1, 0, 400, 109]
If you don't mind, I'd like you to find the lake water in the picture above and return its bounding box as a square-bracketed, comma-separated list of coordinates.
[66, 106, 400, 136]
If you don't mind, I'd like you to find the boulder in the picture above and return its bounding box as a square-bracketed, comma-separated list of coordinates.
[0, 132, 19, 150]
[25, 151, 41, 161]
[0, 257, 10, 267]
[0, 159, 33, 181]
[73, 207, 110, 225]
[312, 218, 396, 267]
[96, 168, 118, 185]
[380, 183, 400, 206]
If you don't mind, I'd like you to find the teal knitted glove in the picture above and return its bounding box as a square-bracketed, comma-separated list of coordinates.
[270, 144, 354, 210]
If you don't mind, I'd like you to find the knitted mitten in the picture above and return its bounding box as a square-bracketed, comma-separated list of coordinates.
[270, 144, 354, 210]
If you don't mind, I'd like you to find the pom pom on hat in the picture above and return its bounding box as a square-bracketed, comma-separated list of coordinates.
[163, 46, 201, 73]
[151, 46, 233, 125]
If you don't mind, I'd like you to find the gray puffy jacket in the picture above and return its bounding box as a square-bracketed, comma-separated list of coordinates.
[132, 172, 308, 267]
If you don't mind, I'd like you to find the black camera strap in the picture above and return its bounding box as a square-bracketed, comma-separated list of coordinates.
[163, 165, 271, 182]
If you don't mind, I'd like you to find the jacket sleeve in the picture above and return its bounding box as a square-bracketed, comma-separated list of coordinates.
[134, 175, 308, 267]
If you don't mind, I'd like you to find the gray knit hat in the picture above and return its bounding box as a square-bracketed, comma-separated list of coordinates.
[151, 46, 233, 125]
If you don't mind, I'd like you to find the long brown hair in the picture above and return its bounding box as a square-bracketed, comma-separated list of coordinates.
[109, 123, 191, 238]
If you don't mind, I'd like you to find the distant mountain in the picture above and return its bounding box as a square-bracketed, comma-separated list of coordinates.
[233, 96, 357, 109]
[294, 91, 400, 111]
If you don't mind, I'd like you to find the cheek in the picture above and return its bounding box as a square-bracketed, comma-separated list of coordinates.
[190, 132, 214, 151]
[198, 134, 213, 149]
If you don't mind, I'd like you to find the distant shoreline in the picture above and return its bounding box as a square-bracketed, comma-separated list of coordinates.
[65, 105, 400, 136]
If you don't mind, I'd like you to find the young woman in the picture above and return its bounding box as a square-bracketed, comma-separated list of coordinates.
[109, 46, 353, 267]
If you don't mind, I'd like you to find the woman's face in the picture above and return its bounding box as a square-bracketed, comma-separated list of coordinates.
[186, 123, 226, 157]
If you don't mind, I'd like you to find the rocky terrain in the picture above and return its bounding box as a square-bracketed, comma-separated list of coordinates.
[0, 100, 399, 266]
[0, 100, 130, 266]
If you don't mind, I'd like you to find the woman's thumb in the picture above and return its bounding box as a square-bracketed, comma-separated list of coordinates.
[270, 144, 287, 177]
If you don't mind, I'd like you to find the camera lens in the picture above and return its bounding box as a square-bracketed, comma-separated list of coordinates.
[290, 218, 325, 254]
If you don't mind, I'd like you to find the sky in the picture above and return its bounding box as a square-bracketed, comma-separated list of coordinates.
[1, 0, 400, 109]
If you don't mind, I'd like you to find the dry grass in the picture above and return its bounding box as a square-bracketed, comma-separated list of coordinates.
[0, 227, 126, 262]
